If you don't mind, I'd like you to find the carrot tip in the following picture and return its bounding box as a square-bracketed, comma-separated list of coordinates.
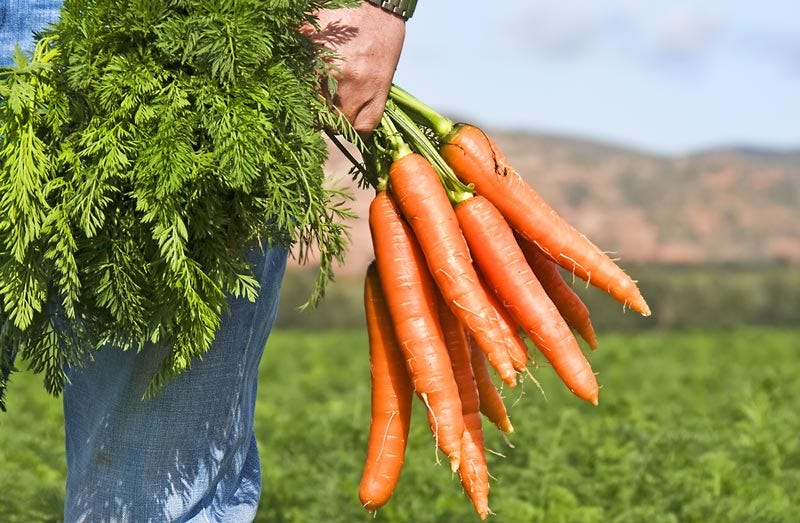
[502, 374, 518, 388]
[450, 454, 461, 472]
[577, 387, 600, 406]
[633, 297, 652, 317]
[500, 418, 514, 434]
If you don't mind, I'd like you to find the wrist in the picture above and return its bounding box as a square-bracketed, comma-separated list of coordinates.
[362, 0, 417, 21]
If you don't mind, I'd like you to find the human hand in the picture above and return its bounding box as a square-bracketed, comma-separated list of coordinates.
[304, 2, 407, 136]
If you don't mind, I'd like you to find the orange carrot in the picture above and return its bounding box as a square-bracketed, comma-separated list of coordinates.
[459, 413, 491, 519]
[387, 152, 519, 388]
[436, 297, 480, 416]
[440, 123, 650, 316]
[369, 190, 464, 470]
[476, 274, 530, 371]
[469, 337, 513, 434]
[517, 234, 599, 349]
[456, 195, 599, 404]
[359, 262, 414, 511]
[437, 297, 490, 520]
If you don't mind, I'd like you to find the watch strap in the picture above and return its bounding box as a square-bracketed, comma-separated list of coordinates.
[364, 0, 418, 20]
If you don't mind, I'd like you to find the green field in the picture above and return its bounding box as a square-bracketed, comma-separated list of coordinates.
[2, 328, 799, 522]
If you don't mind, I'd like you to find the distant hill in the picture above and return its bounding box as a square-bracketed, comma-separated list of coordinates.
[291, 132, 800, 275]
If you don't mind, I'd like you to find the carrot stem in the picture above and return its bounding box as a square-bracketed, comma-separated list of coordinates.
[360, 144, 390, 193]
[379, 111, 412, 162]
[389, 84, 454, 139]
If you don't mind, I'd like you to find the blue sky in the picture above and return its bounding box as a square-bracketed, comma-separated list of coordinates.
[393, 0, 800, 155]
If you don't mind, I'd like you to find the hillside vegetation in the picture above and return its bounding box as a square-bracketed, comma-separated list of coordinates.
[489, 134, 800, 264]
[277, 263, 800, 332]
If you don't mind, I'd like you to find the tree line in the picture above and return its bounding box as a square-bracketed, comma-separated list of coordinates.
[275, 263, 800, 332]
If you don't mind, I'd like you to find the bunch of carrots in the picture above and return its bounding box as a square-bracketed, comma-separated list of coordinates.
[350, 86, 651, 519]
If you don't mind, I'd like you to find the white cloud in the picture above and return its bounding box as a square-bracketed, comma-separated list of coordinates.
[646, 7, 722, 64]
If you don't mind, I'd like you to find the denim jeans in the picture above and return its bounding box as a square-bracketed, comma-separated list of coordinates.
[0, 0, 61, 65]
[63, 245, 288, 521]
[2, 7, 291, 520]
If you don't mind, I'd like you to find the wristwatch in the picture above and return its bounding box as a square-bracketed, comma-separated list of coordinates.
[364, 0, 418, 20]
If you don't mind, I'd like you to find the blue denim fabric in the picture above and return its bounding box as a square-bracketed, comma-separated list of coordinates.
[64, 245, 289, 522]
[0, 0, 62, 66]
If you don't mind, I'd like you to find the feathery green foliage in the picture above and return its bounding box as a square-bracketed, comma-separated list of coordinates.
[0, 0, 355, 409]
